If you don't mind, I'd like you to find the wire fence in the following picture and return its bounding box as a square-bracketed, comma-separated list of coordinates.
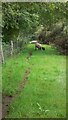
[2, 40, 27, 62]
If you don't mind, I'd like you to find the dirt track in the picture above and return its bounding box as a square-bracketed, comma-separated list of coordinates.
[2, 52, 32, 118]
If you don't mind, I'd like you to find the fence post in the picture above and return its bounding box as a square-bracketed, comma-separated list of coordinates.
[11, 40, 13, 56]
[0, 41, 4, 64]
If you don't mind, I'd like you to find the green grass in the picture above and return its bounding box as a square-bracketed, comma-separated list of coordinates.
[2, 44, 66, 118]
[2, 50, 30, 95]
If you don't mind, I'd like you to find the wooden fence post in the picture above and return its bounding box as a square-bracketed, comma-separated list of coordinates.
[0, 41, 4, 64]
[11, 40, 13, 56]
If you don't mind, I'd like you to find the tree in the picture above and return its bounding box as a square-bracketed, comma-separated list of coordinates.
[2, 2, 67, 54]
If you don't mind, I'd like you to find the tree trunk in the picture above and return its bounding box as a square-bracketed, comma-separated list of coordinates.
[11, 40, 13, 56]
[0, 41, 4, 64]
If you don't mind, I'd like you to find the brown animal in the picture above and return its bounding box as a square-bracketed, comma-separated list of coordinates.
[35, 43, 45, 50]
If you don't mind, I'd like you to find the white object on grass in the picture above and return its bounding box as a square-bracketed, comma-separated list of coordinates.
[29, 41, 38, 44]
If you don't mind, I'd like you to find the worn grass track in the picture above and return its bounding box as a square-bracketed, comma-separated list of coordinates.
[2, 44, 66, 118]
[2, 50, 33, 118]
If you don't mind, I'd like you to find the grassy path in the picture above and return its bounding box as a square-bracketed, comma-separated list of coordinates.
[2, 45, 66, 118]
[2, 52, 32, 117]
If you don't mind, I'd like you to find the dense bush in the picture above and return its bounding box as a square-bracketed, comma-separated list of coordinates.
[38, 22, 68, 55]
[49, 24, 68, 55]
[54, 36, 68, 54]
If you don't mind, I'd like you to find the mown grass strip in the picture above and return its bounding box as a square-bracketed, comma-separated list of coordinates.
[3, 45, 66, 118]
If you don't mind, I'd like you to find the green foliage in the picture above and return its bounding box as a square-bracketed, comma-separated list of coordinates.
[45, 22, 68, 54]
[2, 2, 67, 54]
[2, 2, 66, 38]
[2, 2, 39, 41]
